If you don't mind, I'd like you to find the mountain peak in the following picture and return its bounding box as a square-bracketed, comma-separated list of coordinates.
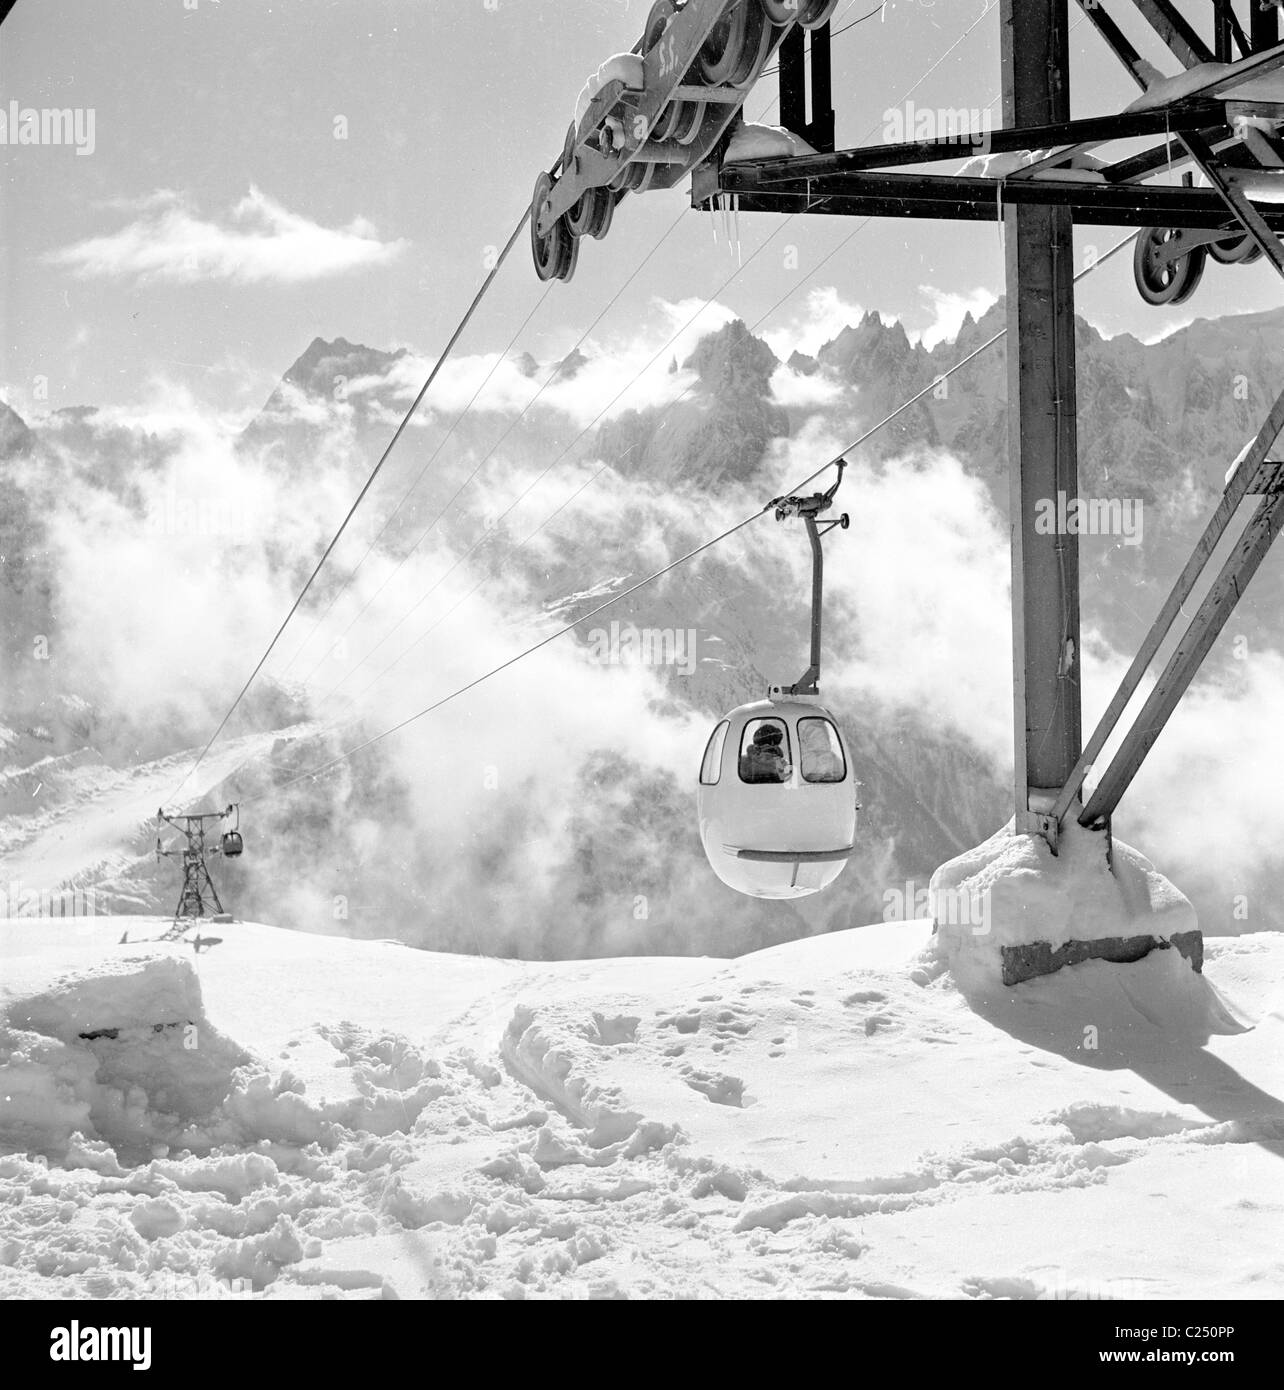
[0, 399, 35, 459]
[282, 336, 408, 398]
[682, 318, 779, 395]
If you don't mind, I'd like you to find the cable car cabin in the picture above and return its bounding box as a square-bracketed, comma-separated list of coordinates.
[697, 694, 857, 899]
[221, 830, 244, 858]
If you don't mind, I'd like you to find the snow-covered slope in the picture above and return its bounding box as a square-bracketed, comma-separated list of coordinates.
[2, 916, 1281, 1300]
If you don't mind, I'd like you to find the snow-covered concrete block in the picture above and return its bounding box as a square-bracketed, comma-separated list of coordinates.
[927, 817, 1200, 990]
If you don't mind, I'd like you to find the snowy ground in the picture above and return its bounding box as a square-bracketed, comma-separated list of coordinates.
[2, 914, 1282, 1300]
[0, 729, 312, 913]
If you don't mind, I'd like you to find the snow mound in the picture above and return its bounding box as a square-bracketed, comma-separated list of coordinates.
[724, 123, 817, 163]
[958, 148, 1106, 180]
[0, 947, 250, 1159]
[1124, 58, 1284, 114]
[927, 818, 1199, 990]
[573, 53, 646, 129]
[1219, 67, 1284, 102]
[1126, 61, 1235, 111]
[1225, 168, 1284, 204]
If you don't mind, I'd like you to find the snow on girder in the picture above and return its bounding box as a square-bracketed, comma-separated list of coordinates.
[531, 1, 838, 282]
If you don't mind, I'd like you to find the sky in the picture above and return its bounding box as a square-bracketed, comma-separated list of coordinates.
[4, 0, 1284, 418]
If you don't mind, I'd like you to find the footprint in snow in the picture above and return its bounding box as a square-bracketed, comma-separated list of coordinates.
[662, 1012, 702, 1034]
[682, 1069, 747, 1108]
[587, 1013, 640, 1046]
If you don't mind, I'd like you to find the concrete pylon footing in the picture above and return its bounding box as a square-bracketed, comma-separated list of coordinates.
[927, 817, 1202, 990]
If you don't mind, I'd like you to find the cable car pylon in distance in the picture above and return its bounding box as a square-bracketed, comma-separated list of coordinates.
[155, 803, 243, 925]
[697, 460, 859, 899]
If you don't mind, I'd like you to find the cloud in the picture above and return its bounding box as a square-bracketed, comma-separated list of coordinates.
[769, 362, 844, 408]
[336, 294, 744, 431]
[812, 441, 1015, 763]
[45, 186, 407, 285]
[761, 286, 867, 361]
[15, 306, 1283, 952]
[4, 372, 740, 955]
[913, 285, 998, 351]
[1076, 642, 1284, 898]
[1139, 315, 1199, 346]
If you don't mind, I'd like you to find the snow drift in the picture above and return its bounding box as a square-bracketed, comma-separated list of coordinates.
[2, 914, 1282, 1299]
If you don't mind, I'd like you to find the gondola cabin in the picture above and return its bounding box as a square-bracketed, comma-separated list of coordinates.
[697, 692, 857, 899]
[221, 830, 244, 858]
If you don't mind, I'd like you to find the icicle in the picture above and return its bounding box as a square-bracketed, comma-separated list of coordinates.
[996, 180, 1005, 259]
[734, 194, 742, 267]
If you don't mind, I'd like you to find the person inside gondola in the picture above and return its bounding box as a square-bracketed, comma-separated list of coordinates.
[740, 722, 789, 783]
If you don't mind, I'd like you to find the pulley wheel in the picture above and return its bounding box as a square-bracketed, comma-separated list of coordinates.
[759, 0, 839, 31]
[800, 0, 840, 28]
[530, 171, 578, 282]
[644, 0, 677, 51]
[611, 160, 650, 194]
[673, 99, 709, 145]
[631, 163, 662, 194]
[1209, 229, 1265, 265]
[1133, 227, 1207, 306]
[652, 100, 683, 141]
[566, 185, 615, 240]
[655, 97, 708, 146]
[700, 1, 770, 88]
[759, 0, 803, 23]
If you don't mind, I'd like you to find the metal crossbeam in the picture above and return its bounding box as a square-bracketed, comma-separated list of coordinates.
[1081, 475, 1284, 827]
[1052, 386, 1284, 826]
[1214, 0, 1249, 61]
[1178, 129, 1284, 273]
[1132, 0, 1215, 67]
[706, 163, 1284, 227]
[733, 105, 1226, 179]
[778, 21, 834, 153]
